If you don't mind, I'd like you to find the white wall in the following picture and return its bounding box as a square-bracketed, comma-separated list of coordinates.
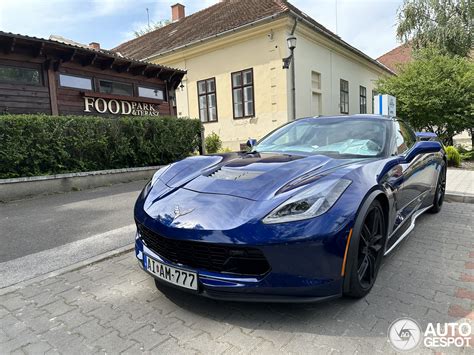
[293, 26, 384, 118]
[159, 25, 290, 150]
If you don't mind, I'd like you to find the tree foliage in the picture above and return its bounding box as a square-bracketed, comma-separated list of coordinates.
[134, 20, 171, 37]
[396, 0, 473, 57]
[376, 48, 474, 145]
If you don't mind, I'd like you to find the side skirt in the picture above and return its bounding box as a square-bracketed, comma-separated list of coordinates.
[384, 205, 432, 256]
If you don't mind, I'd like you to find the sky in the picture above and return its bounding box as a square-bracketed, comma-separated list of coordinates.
[0, 0, 404, 59]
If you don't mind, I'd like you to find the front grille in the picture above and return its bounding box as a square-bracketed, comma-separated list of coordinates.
[137, 223, 270, 276]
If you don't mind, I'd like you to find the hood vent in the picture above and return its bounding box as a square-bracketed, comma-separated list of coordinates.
[207, 167, 264, 180]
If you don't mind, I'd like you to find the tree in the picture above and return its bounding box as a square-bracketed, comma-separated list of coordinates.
[376, 48, 474, 145]
[397, 0, 473, 57]
[134, 20, 171, 37]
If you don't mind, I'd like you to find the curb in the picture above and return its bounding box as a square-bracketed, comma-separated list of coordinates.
[445, 193, 474, 204]
[0, 166, 161, 202]
[0, 244, 134, 296]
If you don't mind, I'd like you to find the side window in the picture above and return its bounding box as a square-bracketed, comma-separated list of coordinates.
[395, 121, 416, 154]
[232, 69, 254, 118]
[197, 78, 217, 123]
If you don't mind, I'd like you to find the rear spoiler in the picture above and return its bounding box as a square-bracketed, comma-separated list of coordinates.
[415, 132, 438, 141]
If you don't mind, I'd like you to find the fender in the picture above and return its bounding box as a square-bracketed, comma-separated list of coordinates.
[342, 189, 389, 294]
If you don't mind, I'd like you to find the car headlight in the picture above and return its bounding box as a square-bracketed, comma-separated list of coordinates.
[263, 179, 352, 224]
[141, 165, 171, 198]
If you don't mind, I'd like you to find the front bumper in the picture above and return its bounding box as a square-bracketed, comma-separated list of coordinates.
[134, 222, 350, 302]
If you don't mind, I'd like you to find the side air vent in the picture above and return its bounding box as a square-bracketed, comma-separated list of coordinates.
[207, 167, 263, 180]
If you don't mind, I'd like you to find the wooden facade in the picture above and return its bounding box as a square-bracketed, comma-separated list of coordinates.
[0, 32, 186, 117]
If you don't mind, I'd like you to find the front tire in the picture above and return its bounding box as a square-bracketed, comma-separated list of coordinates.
[343, 200, 386, 298]
[429, 164, 446, 214]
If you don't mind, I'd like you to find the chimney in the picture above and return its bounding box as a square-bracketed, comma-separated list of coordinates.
[89, 42, 100, 50]
[171, 3, 185, 22]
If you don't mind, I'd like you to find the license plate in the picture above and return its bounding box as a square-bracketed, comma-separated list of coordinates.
[144, 255, 198, 290]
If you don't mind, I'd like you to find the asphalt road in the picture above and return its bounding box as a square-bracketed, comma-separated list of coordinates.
[0, 180, 146, 263]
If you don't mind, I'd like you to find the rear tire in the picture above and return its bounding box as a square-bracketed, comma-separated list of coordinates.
[343, 200, 386, 298]
[428, 164, 446, 214]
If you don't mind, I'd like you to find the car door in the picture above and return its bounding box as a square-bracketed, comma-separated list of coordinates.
[393, 120, 437, 225]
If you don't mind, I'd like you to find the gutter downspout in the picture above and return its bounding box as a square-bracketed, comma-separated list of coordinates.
[290, 18, 297, 121]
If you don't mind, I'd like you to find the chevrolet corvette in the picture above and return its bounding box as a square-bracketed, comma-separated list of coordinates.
[134, 115, 446, 302]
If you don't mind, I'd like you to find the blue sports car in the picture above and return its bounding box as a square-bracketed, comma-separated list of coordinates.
[134, 115, 446, 302]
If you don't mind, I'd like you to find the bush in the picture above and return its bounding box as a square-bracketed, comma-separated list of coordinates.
[460, 150, 474, 161]
[455, 145, 469, 154]
[445, 146, 461, 167]
[0, 114, 202, 178]
[205, 132, 222, 154]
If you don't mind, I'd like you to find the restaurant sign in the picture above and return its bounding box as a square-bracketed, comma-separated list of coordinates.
[83, 96, 160, 116]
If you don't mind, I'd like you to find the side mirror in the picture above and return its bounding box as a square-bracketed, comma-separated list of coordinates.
[404, 141, 442, 162]
[415, 132, 438, 141]
[246, 138, 257, 148]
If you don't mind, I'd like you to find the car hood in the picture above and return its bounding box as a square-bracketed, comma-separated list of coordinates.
[156, 152, 361, 201]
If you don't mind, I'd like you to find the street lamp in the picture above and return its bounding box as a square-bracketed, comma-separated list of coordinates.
[287, 36, 297, 50]
[282, 36, 297, 69]
[283, 36, 297, 120]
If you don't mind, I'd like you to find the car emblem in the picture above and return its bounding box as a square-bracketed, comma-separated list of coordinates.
[173, 205, 194, 221]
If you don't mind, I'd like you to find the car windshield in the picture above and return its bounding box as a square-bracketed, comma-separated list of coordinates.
[255, 118, 389, 158]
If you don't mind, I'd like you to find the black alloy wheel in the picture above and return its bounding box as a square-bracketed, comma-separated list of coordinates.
[356, 205, 385, 289]
[344, 199, 386, 298]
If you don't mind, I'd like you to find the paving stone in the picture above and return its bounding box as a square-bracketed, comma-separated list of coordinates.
[1, 313, 28, 339]
[67, 294, 104, 313]
[51, 309, 93, 329]
[70, 318, 113, 342]
[181, 332, 232, 354]
[0, 202, 472, 354]
[162, 320, 203, 345]
[1, 328, 38, 352]
[149, 337, 197, 354]
[128, 324, 169, 351]
[40, 298, 77, 317]
[21, 340, 53, 354]
[86, 303, 123, 325]
[39, 325, 91, 355]
[216, 327, 264, 352]
[1, 294, 27, 312]
[91, 330, 138, 353]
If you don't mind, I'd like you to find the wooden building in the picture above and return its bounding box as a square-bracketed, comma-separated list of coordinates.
[0, 31, 186, 117]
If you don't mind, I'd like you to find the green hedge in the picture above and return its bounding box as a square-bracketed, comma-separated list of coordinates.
[0, 114, 202, 178]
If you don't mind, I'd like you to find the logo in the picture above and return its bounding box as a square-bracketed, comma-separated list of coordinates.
[172, 205, 194, 222]
[83, 96, 160, 116]
[388, 318, 422, 351]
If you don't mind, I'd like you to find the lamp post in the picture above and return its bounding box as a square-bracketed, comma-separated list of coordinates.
[283, 36, 297, 121]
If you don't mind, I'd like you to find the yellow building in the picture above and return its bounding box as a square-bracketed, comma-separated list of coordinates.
[115, 0, 393, 150]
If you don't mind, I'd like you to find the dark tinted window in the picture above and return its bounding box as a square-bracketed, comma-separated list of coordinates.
[395, 120, 416, 154]
[340, 79, 349, 114]
[98, 80, 133, 96]
[359, 86, 367, 114]
[0, 65, 40, 85]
